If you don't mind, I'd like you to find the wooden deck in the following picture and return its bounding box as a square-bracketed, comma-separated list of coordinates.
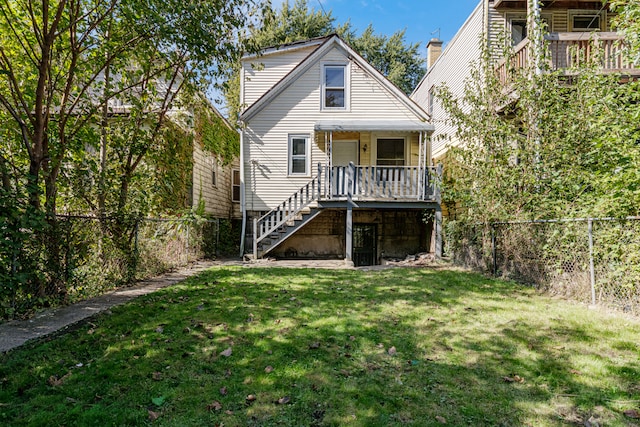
[253, 163, 441, 258]
[496, 32, 640, 85]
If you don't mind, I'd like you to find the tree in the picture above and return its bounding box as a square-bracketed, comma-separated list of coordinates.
[223, 0, 425, 121]
[436, 39, 640, 224]
[609, 0, 640, 65]
[0, 0, 265, 303]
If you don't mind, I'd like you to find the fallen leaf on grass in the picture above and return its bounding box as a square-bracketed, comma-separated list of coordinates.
[219, 386, 228, 395]
[503, 375, 525, 383]
[225, 410, 233, 415]
[220, 347, 232, 357]
[435, 415, 447, 424]
[264, 366, 274, 373]
[206, 401, 223, 411]
[623, 409, 640, 419]
[277, 396, 291, 405]
[569, 369, 582, 375]
[148, 410, 160, 421]
[48, 372, 71, 387]
[388, 346, 397, 356]
[246, 394, 256, 402]
[309, 342, 320, 349]
[340, 369, 351, 377]
[152, 372, 162, 381]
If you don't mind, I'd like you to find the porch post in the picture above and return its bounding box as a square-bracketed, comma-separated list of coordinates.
[329, 131, 333, 199]
[345, 162, 354, 265]
[417, 131, 423, 200]
[434, 206, 443, 259]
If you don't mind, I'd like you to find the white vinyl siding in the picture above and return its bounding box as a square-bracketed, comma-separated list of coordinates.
[243, 45, 427, 211]
[241, 46, 318, 108]
[411, 1, 484, 159]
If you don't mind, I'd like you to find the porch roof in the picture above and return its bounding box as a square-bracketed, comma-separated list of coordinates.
[314, 120, 434, 132]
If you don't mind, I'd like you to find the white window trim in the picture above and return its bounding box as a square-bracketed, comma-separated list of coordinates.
[568, 10, 605, 32]
[321, 62, 349, 111]
[288, 134, 311, 176]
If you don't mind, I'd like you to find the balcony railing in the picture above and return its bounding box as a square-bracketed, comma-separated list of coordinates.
[320, 163, 440, 201]
[496, 32, 639, 85]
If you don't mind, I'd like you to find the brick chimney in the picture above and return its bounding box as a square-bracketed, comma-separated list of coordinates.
[427, 38, 443, 69]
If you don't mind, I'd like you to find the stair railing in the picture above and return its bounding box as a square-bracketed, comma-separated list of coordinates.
[253, 164, 323, 258]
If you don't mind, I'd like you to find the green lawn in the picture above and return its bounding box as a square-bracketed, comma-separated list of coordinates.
[1, 266, 639, 426]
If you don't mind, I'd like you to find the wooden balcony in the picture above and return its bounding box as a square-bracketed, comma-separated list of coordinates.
[321, 164, 440, 202]
[496, 32, 640, 85]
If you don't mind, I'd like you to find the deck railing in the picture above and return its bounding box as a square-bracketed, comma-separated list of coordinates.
[321, 163, 440, 201]
[496, 32, 638, 85]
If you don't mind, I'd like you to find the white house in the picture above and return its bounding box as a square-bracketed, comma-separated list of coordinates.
[238, 34, 441, 265]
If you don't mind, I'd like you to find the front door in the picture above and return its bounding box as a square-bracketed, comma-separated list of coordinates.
[333, 140, 358, 166]
[353, 224, 376, 266]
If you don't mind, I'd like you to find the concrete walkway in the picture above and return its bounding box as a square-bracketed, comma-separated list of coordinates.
[0, 260, 229, 353]
[0, 258, 359, 354]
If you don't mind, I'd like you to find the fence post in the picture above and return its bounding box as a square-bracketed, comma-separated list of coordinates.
[491, 224, 497, 276]
[216, 218, 220, 257]
[588, 218, 596, 306]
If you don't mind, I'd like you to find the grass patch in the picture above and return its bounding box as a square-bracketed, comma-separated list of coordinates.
[1, 266, 639, 426]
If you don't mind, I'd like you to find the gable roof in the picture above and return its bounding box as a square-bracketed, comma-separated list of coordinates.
[242, 35, 331, 60]
[239, 34, 430, 124]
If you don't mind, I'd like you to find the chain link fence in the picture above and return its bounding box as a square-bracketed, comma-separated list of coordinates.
[447, 217, 640, 316]
[1, 215, 237, 320]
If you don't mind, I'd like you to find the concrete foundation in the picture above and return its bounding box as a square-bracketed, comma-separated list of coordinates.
[263, 208, 434, 264]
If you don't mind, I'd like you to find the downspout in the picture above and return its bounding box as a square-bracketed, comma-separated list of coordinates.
[239, 127, 247, 257]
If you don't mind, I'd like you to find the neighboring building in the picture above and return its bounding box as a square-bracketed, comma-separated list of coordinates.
[412, 0, 640, 160]
[238, 34, 440, 265]
[191, 105, 241, 220]
[105, 92, 240, 220]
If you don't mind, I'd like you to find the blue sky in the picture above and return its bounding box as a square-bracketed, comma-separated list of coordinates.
[213, 0, 480, 112]
[278, 0, 481, 51]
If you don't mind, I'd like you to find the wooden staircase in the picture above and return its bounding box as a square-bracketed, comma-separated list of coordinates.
[254, 207, 322, 257]
[252, 169, 324, 259]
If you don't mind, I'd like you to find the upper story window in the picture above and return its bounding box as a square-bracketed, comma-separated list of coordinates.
[569, 11, 603, 32]
[322, 64, 347, 110]
[288, 134, 310, 176]
[507, 14, 551, 46]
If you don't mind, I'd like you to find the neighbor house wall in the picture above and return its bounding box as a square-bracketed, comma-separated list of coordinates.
[411, 1, 485, 159]
[192, 144, 241, 219]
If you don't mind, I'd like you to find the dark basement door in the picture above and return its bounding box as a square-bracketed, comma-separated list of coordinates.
[353, 224, 376, 266]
